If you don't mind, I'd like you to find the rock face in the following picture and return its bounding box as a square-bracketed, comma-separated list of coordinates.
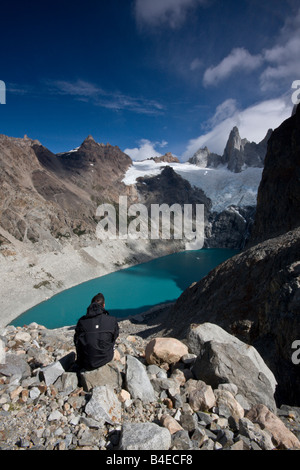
[0, 134, 132, 245]
[206, 205, 256, 249]
[188, 147, 220, 168]
[224, 127, 272, 173]
[189, 127, 272, 173]
[248, 106, 300, 246]
[136, 166, 212, 213]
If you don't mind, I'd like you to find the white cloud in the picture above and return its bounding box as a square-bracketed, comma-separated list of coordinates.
[260, 9, 300, 91]
[47, 79, 164, 115]
[51, 79, 104, 97]
[182, 97, 292, 160]
[203, 9, 300, 92]
[204, 98, 238, 129]
[203, 48, 263, 87]
[124, 139, 167, 161]
[135, 0, 207, 29]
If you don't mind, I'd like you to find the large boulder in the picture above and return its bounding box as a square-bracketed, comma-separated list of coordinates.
[119, 422, 171, 450]
[187, 323, 277, 393]
[125, 355, 156, 403]
[192, 340, 277, 413]
[246, 404, 300, 450]
[85, 385, 122, 425]
[145, 338, 188, 366]
[80, 362, 122, 392]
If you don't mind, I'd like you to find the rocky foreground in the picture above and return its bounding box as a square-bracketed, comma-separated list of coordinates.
[0, 318, 299, 451]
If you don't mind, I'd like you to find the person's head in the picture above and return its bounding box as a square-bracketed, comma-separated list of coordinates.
[91, 293, 105, 307]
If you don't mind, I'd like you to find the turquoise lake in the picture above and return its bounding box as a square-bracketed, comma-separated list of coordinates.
[11, 249, 238, 329]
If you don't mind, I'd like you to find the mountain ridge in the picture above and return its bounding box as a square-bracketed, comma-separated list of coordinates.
[189, 127, 273, 173]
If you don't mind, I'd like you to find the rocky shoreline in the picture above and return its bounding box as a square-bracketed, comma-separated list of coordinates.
[0, 317, 299, 451]
[0, 236, 182, 329]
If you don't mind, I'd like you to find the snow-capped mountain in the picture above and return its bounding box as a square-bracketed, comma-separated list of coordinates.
[123, 160, 262, 214]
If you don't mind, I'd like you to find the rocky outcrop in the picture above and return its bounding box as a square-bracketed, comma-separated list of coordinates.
[188, 147, 220, 168]
[0, 321, 299, 450]
[135, 166, 254, 250]
[150, 152, 180, 164]
[223, 127, 272, 173]
[248, 106, 300, 246]
[189, 128, 272, 173]
[136, 166, 212, 211]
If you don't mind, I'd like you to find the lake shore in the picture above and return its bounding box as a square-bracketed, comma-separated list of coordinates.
[0, 238, 174, 329]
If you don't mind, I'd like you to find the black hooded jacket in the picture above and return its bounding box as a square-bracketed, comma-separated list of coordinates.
[74, 303, 119, 371]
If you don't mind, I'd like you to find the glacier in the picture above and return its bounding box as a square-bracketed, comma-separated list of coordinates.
[123, 160, 262, 213]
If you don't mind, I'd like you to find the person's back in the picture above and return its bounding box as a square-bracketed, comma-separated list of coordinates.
[74, 293, 119, 371]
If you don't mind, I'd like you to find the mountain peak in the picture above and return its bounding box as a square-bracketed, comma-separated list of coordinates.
[82, 135, 96, 144]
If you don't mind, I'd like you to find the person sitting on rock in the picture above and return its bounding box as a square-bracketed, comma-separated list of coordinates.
[74, 293, 119, 371]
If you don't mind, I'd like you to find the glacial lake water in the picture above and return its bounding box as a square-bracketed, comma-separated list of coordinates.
[11, 248, 238, 329]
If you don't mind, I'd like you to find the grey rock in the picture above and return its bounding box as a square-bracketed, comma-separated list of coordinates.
[85, 385, 122, 425]
[180, 410, 198, 433]
[239, 417, 275, 450]
[119, 422, 171, 450]
[0, 353, 31, 379]
[192, 340, 277, 413]
[29, 387, 41, 400]
[218, 383, 238, 396]
[188, 323, 277, 393]
[56, 372, 78, 394]
[171, 430, 194, 450]
[200, 438, 215, 450]
[125, 355, 156, 403]
[80, 362, 122, 392]
[40, 361, 65, 386]
[48, 410, 64, 422]
[191, 426, 207, 447]
[0, 339, 5, 365]
[147, 364, 167, 378]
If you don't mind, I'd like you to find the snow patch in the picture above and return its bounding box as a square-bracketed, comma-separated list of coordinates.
[123, 161, 262, 213]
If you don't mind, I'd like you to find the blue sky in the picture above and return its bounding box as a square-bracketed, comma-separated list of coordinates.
[0, 0, 299, 160]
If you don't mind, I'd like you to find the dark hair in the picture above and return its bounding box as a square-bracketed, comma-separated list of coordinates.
[91, 293, 105, 306]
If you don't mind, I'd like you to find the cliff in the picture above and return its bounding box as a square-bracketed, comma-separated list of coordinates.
[248, 107, 300, 246]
